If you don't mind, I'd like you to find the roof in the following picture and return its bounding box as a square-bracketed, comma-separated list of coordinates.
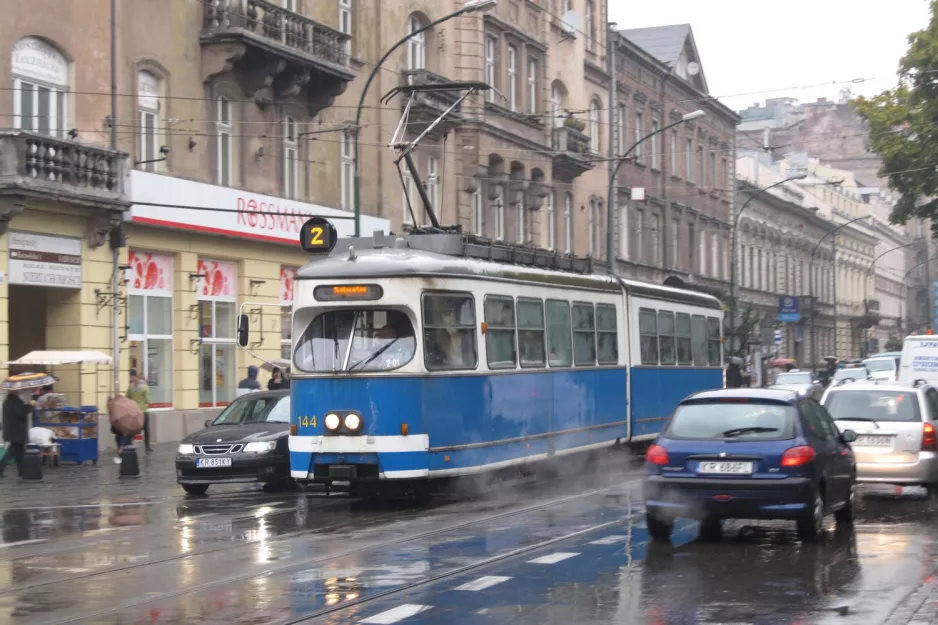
[618, 24, 690, 67]
[683, 388, 801, 403]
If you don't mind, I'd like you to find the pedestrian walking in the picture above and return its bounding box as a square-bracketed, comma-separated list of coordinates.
[237, 365, 261, 397]
[127, 369, 152, 453]
[725, 357, 743, 389]
[0, 390, 31, 477]
[267, 367, 287, 390]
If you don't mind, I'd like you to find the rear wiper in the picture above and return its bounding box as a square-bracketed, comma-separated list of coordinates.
[836, 416, 881, 429]
[722, 427, 779, 438]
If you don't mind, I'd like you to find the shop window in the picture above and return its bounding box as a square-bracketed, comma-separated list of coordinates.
[657, 310, 676, 365]
[127, 250, 174, 408]
[546, 299, 572, 367]
[12, 37, 69, 137]
[422, 292, 477, 370]
[197, 259, 237, 407]
[572, 302, 596, 366]
[639, 308, 658, 365]
[676, 312, 692, 366]
[517, 298, 545, 368]
[281, 267, 297, 360]
[484, 295, 516, 369]
[596, 304, 618, 365]
[692, 314, 708, 366]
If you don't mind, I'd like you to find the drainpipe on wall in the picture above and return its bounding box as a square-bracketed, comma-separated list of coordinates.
[110, 0, 121, 398]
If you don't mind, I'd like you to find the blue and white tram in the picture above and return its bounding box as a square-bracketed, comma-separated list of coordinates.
[283, 232, 723, 492]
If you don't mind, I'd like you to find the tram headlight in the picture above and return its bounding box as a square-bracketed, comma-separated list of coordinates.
[344, 413, 362, 432]
[324, 413, 341, 431]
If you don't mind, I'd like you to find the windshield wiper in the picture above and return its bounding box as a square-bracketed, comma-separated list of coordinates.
[721, 426, 779, 438]
[348, 338, 399, 372]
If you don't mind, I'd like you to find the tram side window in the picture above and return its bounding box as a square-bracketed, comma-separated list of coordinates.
[657, 311, 676, 365]
[546, 299, 573, 367]
[517, 298, 546, 368]
[596, 304, 618, 365]
[422, 292, 478, 370]
[707, 317, 722, 366]
[691, 315, 708, 366]
[485, 295, 517, 369]
[676, 313, 692, 366]
[572, 303, 596, 366]
[639, 308, 658, 365]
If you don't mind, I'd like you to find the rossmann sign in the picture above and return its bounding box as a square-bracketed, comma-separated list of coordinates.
[128, 171, 389, 244]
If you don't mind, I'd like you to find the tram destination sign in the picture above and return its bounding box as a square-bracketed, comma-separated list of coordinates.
[8, 231, 82, 289]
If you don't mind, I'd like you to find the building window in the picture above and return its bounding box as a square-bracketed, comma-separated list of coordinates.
[617, 103, 627, 155]
[671, 130, 678, 175]
[137, 71, 161, 172]
[698, 145, 704, 186]
[595, 200, 603, 258]
[281, 0, 297, 10]
[427, 155, 438, 224]
[340, 130, 354, 210]
[589, 100, 601, 152]
[127, 251, 173, 408]
[685, 138, 693, 183]
[722, 157, 728, 188]
[585, 0, 594, 46]
[216, 97, 232, 187]
[472, 190, 483, 236]
[651, 119, 660, 169]
[339, 0, 352, 55]
[635, 110, 644, 163]
[564, 192, 573, 253]
[507, 45, 517, 111]
[546, 192, 555, 250]
[589, 198, 597, 256]
[516, 198, 525, 243]
[527, 57, 538, 114]
[407, 15, 426, 70]
[197, 259, 237, 408]
[12, 37, 69, 138]
[280, 267, 297, 359]
[710, 152, 717, 189]
[551, 83, 564, 128]
[494, 193, 505, 240]
[283, 116, 298, 199]
[485, 36, 497, 102]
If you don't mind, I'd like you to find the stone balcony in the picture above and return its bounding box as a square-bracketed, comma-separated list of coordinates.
[551, 125, 593, 182]
[851, 298, 882, 329]
[202, 0, 354, 115]
[399, 70, 465, 136]
[0, 132, 128, 234]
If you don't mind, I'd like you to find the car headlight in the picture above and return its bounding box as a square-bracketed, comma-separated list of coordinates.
[324, 413, 341, 431]
[344, 413, 362, 431]
[244, 441, 277, 453]
[177, 444, 195, 455]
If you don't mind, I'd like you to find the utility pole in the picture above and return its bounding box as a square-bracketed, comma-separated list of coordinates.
[606, 18, 617, 267]
[110, 0, 121, 398]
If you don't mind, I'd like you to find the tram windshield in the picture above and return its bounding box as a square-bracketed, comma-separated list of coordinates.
[293, 309, 416, 373]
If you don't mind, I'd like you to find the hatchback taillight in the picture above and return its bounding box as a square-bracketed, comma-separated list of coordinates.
[646, 444, 669, 465]
[781, 445, 816, 467]
[923, 423, 937, 452]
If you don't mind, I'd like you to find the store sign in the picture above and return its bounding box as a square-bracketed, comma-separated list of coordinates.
[280, 267, 297, 306]
[778, 296, 800, 322]
[197, 259, 236, 301]
[128, 171, 390, 244]
[128, 250, 172, 294]
[8, 231, 81, 289]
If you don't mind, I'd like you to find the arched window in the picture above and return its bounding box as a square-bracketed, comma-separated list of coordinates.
[137, 70, 162, 172]
[564, 192, 573, 253]
[589, 99, 601, 152]
[12, 37, 69, 137]
[551, 83, 564, 128]
[407, 15, 426, 70]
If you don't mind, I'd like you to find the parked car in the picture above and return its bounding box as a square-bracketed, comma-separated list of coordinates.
[644, 388, 857, 543]
[830, 366, 870, 387]
[175, 390, 292, 495]
[769, 371, 824, 401]
[821, 381, 938, 495]
[862, 356, 899, 382]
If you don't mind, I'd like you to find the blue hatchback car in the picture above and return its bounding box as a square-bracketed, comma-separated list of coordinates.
[644, 388, 858, 542]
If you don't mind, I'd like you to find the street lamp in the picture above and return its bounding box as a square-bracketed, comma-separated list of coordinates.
[728, 173, 807, 345]
[351, 0, 498, 236]
[809, 212, 874, 371]
[605, 109, 706, 268]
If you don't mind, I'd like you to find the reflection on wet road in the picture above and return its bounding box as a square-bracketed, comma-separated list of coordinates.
[1, 454, 937, 625]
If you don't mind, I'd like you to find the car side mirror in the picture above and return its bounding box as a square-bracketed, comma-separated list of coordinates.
[841, 429, 858, 443]
[204, 419, 214, 428]
[237, 314, 250, 347]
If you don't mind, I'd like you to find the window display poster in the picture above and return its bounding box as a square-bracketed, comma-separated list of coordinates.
[128, 250, 173, 294]
[281, 266, 297, 306]
[197, 259, 236, 301]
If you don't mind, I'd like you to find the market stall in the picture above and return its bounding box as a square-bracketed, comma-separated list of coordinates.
[5, 350, 113, 465]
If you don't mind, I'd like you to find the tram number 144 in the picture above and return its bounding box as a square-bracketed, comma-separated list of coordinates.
[298, 416, 317, 428]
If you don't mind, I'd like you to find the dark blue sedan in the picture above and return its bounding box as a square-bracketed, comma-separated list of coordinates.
[644, 388, 858, 542]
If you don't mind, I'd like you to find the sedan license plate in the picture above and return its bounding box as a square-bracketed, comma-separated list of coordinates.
[196, 457, 232, 468]
[856, 435, 892, 446]
[697, 461, 753, 475]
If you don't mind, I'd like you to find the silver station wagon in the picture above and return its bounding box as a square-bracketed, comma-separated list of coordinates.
[821, 382, 938, 496]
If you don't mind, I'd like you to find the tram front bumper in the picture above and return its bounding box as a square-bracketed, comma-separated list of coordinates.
[289, 434, 430, 482]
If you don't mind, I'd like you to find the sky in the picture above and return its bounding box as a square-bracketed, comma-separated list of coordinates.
[609, 0, 933, 112]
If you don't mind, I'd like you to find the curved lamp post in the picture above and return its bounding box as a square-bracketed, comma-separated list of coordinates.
[809, 213, 873, 371]
[351, 0, 498, 237]
[605, 109, 706, 268]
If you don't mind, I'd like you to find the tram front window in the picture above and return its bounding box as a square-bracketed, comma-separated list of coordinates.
[293, 309, 416, 372]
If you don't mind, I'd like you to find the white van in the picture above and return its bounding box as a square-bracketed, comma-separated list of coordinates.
[898, 336, 938, 386]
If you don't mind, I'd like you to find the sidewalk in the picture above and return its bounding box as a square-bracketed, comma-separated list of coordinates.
[884, 575, 938, 625]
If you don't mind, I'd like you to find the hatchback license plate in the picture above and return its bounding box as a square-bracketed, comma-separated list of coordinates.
[856, 435, 891, 446]
[697, 461, 753, 475]
[196, 457, 232, 468]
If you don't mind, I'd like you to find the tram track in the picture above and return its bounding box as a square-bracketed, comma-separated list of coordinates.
[55, 478, 642, 624]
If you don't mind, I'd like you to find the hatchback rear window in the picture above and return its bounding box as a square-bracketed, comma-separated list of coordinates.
[665, 400, 797, 441]
[824, 390, 921, 422]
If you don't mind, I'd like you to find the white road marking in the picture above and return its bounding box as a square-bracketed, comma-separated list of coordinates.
[588, 535, 629, 545]
[0, 538, 47, 549]
[528, 552, 580, 564]
[455, 576, 512, 591]
[360, 604, 432, 624]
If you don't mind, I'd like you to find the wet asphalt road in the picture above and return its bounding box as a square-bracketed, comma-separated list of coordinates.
[1, 448, 938, 624]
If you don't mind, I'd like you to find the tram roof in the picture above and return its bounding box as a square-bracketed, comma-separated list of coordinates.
[296, 233, 723, 310]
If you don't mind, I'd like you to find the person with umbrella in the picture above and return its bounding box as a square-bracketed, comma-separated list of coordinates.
[0, 372, 55, 477]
